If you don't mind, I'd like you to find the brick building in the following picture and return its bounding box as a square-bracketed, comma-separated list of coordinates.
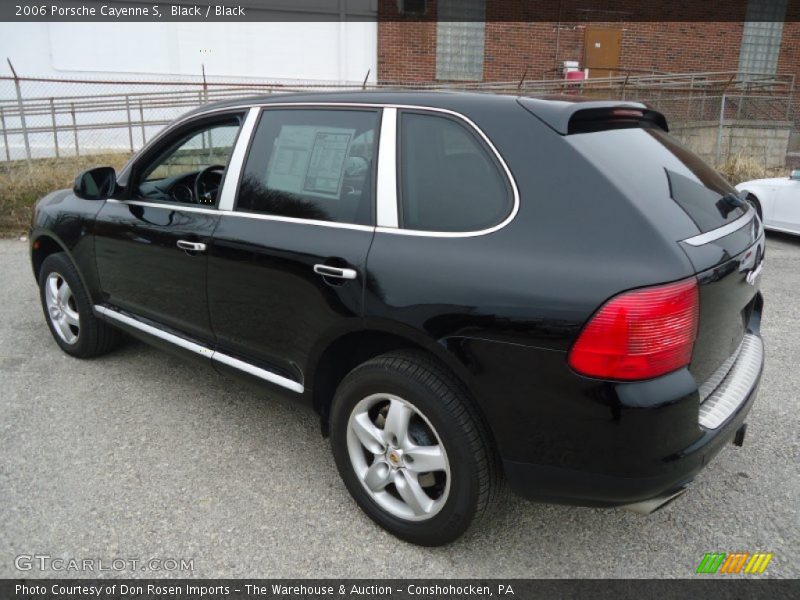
[377, 0, 800, 86]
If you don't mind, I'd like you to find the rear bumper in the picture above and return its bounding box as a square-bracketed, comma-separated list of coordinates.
[501, 332, 763, 507]
[504, 374, 759, 506]
[452, 286, 764, 508]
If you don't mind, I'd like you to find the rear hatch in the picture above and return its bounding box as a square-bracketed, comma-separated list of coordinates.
[519, 98, 764, 385]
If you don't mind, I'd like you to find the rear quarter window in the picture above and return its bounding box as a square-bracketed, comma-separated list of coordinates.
[398, 111, 512, 232]
[568, 127, 746, 234]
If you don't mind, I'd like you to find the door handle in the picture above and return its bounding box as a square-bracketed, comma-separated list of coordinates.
[313, 264, 357, 280]
[177, 240, 207, 252]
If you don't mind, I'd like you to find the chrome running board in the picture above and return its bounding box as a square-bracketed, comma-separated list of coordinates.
[94, 305, 304, 394]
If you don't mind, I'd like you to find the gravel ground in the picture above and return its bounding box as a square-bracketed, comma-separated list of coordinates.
[0, 234, 798, 579]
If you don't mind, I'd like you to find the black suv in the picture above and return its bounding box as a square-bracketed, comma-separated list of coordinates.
[30, 92, 764, 546]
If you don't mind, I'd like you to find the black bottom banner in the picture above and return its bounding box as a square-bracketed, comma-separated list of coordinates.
[2, 579, 799, 600]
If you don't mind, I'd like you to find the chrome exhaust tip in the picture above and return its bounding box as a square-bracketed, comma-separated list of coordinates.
[621, 487, 688, 515]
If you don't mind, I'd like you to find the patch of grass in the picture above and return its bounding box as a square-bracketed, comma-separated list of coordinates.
[717, 154, 785, 185]
[0, 153, 130, 236]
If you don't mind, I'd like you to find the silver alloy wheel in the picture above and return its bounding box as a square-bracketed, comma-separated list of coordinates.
[45, 272, 80, 345]
[346, 393, 451, 521]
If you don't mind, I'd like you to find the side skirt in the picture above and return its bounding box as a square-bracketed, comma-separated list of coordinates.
[763, 222, 800, 236]
[93, 305, 304, 394]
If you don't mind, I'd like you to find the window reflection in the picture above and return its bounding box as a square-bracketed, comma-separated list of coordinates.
[237, 175, 329, 221]
[237, 109, 379, 226]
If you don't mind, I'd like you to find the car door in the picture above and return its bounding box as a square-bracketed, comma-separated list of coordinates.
[772, 177, 800, 232]
[207, 106, 380, 392]
[93, 112, 245, 344]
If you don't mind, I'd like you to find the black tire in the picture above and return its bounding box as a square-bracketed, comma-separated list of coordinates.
[38, 252, 121, 358]
[746, 194, 763, 221]
[330, 350, 501, 546]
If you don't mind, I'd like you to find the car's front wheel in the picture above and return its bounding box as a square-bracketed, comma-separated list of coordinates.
[746, 193, 763, 221]
[38, 252, 120, 358]
[330, 350, 500, 546]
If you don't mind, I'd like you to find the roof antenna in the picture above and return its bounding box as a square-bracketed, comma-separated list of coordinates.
[517, 67, 528, 91]
[362, 69, 371, 90]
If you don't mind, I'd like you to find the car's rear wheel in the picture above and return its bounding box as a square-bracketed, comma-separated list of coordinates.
[38, 252, 121, 358]
[330, 350, 500, 546]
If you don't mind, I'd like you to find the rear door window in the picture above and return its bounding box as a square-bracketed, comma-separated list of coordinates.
[398, 111, 512, 232]
[237, 109, 379, 225]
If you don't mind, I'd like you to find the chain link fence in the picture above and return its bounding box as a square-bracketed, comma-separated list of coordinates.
[0, 72, 339, 161]
[0, 70, 795, 164]
[0, 69, 795, 236]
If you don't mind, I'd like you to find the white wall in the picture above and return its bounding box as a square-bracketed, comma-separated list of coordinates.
[1, 20, 377, 84]
[0, 2, 378, 159]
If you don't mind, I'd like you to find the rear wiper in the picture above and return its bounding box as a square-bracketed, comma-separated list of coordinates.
[716, 192, 746, 218]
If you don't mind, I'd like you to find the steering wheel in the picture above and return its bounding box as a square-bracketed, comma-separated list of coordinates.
[194, 164, 226, 205]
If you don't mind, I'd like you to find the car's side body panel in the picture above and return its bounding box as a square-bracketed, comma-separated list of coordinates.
[774, 179, 800, 231]
[30, 189, 105, 301]
[737, 178, 800, 235]
[207, 214, 374, 389]
[93, 200, 220, 344]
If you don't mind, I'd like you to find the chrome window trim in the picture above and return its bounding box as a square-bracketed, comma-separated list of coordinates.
[217, 107, 260, 212]
[381, 105, 520, 238]
[105, 198, 375, 232]
[121, 100, 520, 238]
[107, 197, 219, 215]
[376, 107, 399, 228]
[116, 105, 253, 185]
[217, 210, 374, 232]
[95, 305, 304, 394]
[682, 208, 755, 247]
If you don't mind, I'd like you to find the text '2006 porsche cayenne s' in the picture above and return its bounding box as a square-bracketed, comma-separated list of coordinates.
[30, 92, 765, 546]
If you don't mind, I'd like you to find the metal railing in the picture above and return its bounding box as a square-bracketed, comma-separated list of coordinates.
[0, 70, 795, 163]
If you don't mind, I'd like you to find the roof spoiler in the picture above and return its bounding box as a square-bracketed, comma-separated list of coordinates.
[518, 97, 668, 135]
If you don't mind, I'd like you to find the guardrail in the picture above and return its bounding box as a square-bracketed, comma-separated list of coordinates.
[0, 70, 794, 163]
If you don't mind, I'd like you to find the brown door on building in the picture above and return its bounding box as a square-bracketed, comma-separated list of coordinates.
[584, 28, 623, 78]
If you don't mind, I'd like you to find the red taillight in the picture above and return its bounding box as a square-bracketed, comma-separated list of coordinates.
[568, 278, 699, 381]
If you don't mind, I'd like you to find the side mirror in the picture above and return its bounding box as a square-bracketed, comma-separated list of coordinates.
[73, 166, 117, 200]
[790, 169, 800, 181]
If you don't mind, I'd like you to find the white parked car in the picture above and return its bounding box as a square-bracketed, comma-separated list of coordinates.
[736, 170, 800, 236]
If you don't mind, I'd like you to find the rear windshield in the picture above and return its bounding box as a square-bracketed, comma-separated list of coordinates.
[568, 128, 746, 233]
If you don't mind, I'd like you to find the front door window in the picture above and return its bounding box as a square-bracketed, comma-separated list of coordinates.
[135, 119, 241, 206]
